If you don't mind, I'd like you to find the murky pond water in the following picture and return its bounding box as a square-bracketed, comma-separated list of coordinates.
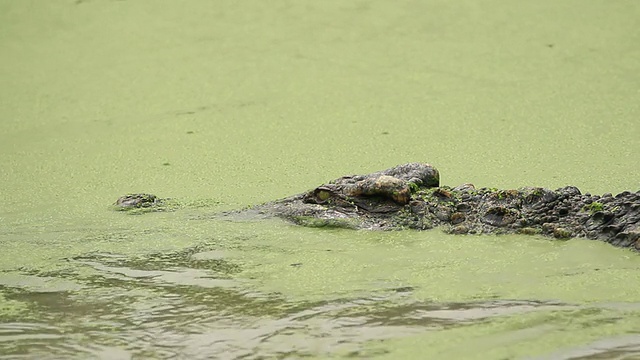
[1, 1, 639, 359]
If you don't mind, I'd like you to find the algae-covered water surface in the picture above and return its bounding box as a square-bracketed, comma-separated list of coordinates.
[1, 1, 639, 359]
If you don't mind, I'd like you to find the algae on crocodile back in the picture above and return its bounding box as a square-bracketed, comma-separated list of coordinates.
[583, 202, 604, 213]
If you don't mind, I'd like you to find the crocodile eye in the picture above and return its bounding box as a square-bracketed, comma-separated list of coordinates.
[316, 190, 331, 201]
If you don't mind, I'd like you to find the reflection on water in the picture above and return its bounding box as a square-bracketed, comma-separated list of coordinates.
[529, 335, 640, 360]
[1, 247, 639, 359]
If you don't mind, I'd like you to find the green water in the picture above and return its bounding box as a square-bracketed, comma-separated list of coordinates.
[1, 0, 639, 358]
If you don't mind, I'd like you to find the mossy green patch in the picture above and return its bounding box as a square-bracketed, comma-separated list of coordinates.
[408, 182, 420, 193]
[583, 202, 604, 213]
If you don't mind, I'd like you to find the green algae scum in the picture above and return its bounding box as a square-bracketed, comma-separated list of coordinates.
[1, 1, 640, 359]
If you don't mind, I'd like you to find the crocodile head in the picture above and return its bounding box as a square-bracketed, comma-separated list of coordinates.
[303, 162, 440, 207]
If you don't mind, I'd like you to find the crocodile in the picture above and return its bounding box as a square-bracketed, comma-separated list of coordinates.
[115, 163, 640, 251]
